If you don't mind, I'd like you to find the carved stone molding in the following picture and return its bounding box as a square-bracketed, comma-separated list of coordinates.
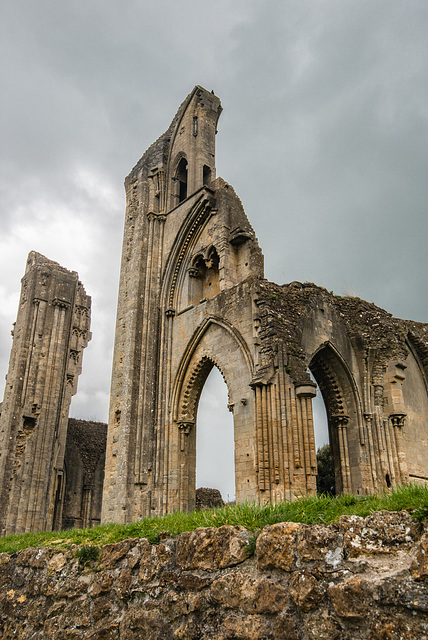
[390, 413, 406, 429]
[177, 420, 194, 436]
[295, 382, 317, 398]
[332, 415, 350, 428]
[53, 298, 70, 309]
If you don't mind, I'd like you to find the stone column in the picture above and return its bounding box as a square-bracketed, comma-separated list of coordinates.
[390, 413, 408, 483]
[332, 415, 351, 493]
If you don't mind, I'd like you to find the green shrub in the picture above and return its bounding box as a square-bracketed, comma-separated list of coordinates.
[75, 544, 100, 565]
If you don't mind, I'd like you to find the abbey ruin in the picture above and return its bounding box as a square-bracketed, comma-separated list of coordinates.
[1, 86, 427, 534]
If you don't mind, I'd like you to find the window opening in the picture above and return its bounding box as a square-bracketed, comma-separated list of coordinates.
[203, 165, 212, 186]
[177, 158, 188, 203]
[196, 367, 235, 503]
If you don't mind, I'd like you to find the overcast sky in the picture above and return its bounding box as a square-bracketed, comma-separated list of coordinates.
[1, 1, 427, 500]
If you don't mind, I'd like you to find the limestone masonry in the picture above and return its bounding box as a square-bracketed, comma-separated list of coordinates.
[1, 511, 428, 638]
[103, 85, 428, 524]
[0, 253, 91, 535]
[1, 86, 428, 534]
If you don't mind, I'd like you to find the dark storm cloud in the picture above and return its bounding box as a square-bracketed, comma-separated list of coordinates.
[216, 1, 428, 322]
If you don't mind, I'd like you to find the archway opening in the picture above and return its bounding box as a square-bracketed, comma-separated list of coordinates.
[196, 367, 235, 503]
[311, 379, 335, 495]
[309, 343, 362, 496]
[309, 347, 347, 496]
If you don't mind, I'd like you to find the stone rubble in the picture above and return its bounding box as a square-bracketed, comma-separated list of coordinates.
[1, 510, 428, 639]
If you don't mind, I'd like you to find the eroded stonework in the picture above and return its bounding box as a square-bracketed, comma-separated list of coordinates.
[1, 87, 427, 535]
[102, 86, 428, 524]
[0, 252, 91, 535]
[1, 511, 428, 639]
[62, 418, 107, 530]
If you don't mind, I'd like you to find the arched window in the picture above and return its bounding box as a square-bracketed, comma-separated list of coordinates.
[203, 165, 212, 186]
[176, 157, 188, 203]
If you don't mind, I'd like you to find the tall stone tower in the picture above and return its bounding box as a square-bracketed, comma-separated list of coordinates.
[0, 252, 91, 535]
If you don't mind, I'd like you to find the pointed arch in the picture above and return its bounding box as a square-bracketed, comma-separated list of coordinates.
[170, 153, 188, 206]
[167, 317, 254, 512]
[309, 341, 364, 494]
[161, 192, 215, 311]
[172, 316, 253, 422]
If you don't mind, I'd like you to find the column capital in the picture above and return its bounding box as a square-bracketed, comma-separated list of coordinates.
[177, 420, 194, 436]
[390, 413, 406, 428]
[332, 414, 349, 427]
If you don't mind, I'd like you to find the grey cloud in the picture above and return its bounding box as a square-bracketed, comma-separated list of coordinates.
[1, 0, 427, 446]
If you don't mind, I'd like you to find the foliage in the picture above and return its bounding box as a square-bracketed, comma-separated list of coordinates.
[316, 444, 336, 496]
[0, 484, 427, 554]
[74, 544, 100, 565]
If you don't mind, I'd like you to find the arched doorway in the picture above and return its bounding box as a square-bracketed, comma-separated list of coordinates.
[309, 343, 363, 495]
[196, 367, 235, 503]
[170, 318, 255, 513]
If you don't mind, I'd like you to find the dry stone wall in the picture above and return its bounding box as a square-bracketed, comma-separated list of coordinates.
[1, 511, 428, 639]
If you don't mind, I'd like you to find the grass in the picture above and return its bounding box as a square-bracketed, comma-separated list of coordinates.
[0, 484, 427, 555]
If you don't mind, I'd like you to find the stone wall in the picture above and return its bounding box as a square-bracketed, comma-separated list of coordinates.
[1, 510, 428, 639]
[62, 419, 107, 530]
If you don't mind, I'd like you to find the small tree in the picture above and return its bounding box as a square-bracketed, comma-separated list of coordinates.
[316, 444, 336, 495]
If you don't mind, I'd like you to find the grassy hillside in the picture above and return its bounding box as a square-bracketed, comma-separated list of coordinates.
[1, 484, 427, 554]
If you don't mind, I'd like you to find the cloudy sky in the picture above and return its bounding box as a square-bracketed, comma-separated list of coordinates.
[1, 1, 427, 500]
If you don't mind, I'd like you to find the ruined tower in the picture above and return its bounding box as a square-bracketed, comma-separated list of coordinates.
[103, 86, 428, 524]
[0, 251, 91, 535]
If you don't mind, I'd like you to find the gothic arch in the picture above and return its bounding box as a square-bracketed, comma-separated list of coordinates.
[168, 317, 254, 512]
[309, 342, 364, 494]
[161, 192, 215, 312]
[172, 316, 253, 421]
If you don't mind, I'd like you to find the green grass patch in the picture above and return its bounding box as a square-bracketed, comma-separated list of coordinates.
[74, 544, 101, 565]
[0, 484, 427, 554]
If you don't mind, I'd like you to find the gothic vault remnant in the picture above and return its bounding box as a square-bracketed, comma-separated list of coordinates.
[0, 252, 91, 535]
[62, 418, 107, 530]
[102, 86, 428, 523]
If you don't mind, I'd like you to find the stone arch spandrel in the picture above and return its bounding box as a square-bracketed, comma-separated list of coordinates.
[301, 302, 362, 383]
[169, 318, 256, 511]
[172, 316, 253, 417]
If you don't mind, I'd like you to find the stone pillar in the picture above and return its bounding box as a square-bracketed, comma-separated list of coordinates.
[0, 252, 91, 535]
[390, 413, 408, 484]
[332, 415, 351, 493]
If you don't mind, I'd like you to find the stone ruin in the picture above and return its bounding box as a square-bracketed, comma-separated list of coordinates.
[0, 86, 427, 534]
[195, 488, 225, 511]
